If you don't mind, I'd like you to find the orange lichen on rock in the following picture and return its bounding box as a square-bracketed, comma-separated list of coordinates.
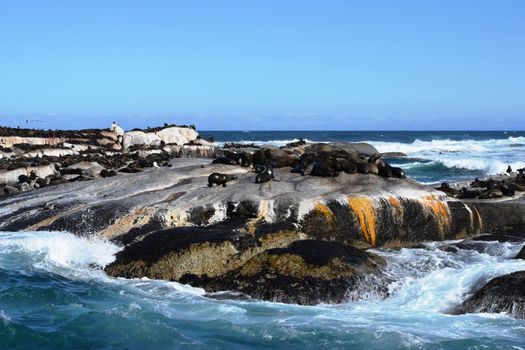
[386, 196, 404, 220]
[473, 206, 483, 231]
[387, 196, 400, 208]
[312, 202, 335, 228]
[347, 197, 377, 246]
[421, 195, 451, 237]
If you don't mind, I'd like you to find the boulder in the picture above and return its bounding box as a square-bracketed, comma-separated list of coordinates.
[454, 271, 525, 318]
[122, 131, 163, 149]
[0, 164, 57, 185]
[517, 246, 525, 259]
[204, 240, 386, 305]
[155, 126, 199, 145]
[104, 221, 305, 282]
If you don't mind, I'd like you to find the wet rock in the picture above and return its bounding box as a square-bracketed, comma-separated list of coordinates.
[251, 148, 298, 168]
[454, 271, 525, 318]
[204, 240, 385, 305]
[104, 220, 306, 282]
[516, 246, 525, 260]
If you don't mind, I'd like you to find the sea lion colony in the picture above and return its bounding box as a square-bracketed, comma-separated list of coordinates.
[0, 123, 216, 196]
[1, 123, 519, 201]
[437, 170, 525, 200]
[211, 143, 406, 184]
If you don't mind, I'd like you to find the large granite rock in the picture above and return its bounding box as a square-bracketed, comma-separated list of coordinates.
[104, 221, 305, 282]
[454, 271, 525, 318]
[202, 240, 386, 305]
[122, 126, 200, 150]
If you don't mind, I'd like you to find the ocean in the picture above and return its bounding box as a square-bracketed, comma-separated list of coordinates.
[200, 131, 525, 184]
[1, 131, 525, 349]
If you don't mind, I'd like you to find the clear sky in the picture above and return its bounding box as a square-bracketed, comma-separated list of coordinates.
[0, 0, 524, 130]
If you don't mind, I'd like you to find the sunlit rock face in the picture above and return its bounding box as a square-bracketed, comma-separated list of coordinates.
[122, 126, 200, 150]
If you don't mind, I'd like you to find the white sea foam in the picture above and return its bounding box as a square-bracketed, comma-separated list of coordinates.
[369, 240, 525, 313]
[368, 137, 525, 155]
[217, 138, 317, 147]
[0, 231, 206, 297]
[0, 231, 120, 271]
[392, 159, 525, 174]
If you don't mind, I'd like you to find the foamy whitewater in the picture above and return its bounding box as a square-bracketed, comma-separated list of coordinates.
[1, 231, 525, 349]
[202, 131, 525, 184]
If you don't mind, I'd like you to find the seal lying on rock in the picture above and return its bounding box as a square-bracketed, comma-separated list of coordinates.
[208, 173, 238, 187]
[255, 164, 275, 183]
[369, 155, 405, 178]
[213, 151, 252, 167]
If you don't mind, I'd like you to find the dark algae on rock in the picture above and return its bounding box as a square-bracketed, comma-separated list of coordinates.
[454, 271, 525, 318]
[203, 240, 386, 305]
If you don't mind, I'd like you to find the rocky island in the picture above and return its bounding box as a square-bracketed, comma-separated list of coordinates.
[1, 123, 525, 316]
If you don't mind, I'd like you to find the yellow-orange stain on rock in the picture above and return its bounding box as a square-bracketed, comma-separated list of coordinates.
[473, 206, 483, 231]
[386, 196, 405, 220]
[421, 195, 451, 237]
[313, 202, 335, 228]
[347, 197, 377, 246]
[387, 196, 400, 208]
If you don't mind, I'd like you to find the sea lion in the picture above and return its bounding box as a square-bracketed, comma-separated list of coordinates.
[212, 157, 238, 166]
[254, 163, 268, 174]
[60, 168, 84, 176]
[18, 174, 32, 184]
[479, 189, 503, 199]
[291, 153, 316, 176]
[458, 187, 483, 199]
[334, 157, 357, 174]
[221, 151, 252, 167]
[2, 185, 20, 195]
[437, 182, 460, 197]
[252, 150, 270, 167]
[100, 169, 117, 178]
[507, 165, 513, 174]
[500, 182, 515, 196]
[208, 173, 238, 187]
[389, 166, 406, 179]
[255, 164, 275, 183]
[310, 159, 339, 177]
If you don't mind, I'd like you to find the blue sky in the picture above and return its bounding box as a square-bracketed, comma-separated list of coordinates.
[0, 0, 524, 130]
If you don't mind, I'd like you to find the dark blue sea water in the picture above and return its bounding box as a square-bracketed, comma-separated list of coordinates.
[200, 131, 525, 184]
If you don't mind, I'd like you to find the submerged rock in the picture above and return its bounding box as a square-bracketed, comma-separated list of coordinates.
[454, 271, 525, 318]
